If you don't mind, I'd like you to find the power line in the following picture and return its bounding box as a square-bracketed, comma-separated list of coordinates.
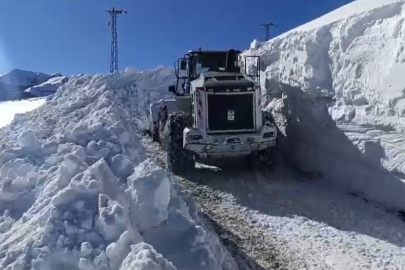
[261, 23, 278, 41]
[106, 7, 127, 74]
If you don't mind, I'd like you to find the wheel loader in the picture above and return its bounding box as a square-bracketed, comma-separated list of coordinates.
[149, 49, 277, 174]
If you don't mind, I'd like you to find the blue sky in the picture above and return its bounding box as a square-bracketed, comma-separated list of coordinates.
[0, 0, 354, 76]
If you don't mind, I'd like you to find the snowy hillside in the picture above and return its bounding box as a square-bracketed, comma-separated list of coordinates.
[0, 69, 53, 101]
[247, 0, 405, 132]
[0, 68, 237, 270]
[24, 76, 69, 98]
[0, 98, 46, 128]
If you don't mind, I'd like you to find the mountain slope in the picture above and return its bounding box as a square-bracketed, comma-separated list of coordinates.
[0, 69, 52, 101]
[24, 76, 69, 97]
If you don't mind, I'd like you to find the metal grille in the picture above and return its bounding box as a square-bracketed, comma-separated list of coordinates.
[207, 93, 254, 132]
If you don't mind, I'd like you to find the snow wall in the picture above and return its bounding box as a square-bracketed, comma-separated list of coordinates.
[244, 0, 405, 211]
[266, 83, 405, 211]
[0, 68, 237, 270]
[248, 0, 405, 132]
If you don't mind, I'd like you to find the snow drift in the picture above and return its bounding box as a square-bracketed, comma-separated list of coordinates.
[0, 68, 236, 270]
[244, 0, 405, 211]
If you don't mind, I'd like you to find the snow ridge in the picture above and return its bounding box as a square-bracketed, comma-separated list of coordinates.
[0, 69, 235, 270]
[246, 0, 405, 132]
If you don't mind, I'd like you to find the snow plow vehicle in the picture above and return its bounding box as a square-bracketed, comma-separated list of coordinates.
[149, 49, 277, 173]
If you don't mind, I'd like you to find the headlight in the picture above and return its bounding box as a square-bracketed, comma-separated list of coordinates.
[187, 134, 203, 141]
[263, 132, 275, 138]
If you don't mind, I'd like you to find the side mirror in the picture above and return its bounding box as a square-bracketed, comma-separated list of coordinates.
[180, 59, 187, 70]
[168, 85, 176, 93]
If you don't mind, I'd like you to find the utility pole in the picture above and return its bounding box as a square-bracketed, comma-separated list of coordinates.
[106, 7, 127, 73]
[261, 23, 278, 41]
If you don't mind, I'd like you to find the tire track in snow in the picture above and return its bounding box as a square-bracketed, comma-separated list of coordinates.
[141, 136, 405, 270]
[141, 136, 305, 269]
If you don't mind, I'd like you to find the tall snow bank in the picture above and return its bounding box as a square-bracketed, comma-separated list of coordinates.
[0, 69, 236, 270]
[244, 0, 405, 132]
[267, 83, 405, 211]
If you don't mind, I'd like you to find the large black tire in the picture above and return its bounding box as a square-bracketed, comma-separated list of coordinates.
[164, 112, 195, 174]
[247, 148, 274, 171]
[151, 123, 159, 142]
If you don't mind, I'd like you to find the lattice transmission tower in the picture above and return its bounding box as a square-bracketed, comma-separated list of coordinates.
[106, 7, 127, 73]
[261, 22, 278, 41]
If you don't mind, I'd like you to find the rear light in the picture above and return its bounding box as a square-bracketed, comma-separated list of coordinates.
[254, 85, 261, 91]
[196, 87, 205, 92]
[263, 132, 275, 138]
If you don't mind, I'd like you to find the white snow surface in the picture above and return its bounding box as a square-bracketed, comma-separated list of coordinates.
[0, 68, 236, 270]
[0, 98, 46, 128]
[25, 76, 69, 97]
[243, 0, 405, 211]
[245, 0, 405, 132]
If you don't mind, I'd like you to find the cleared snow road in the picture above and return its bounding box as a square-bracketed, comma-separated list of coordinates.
[0, 98, 46, 128]
[142, 136, 405, 270]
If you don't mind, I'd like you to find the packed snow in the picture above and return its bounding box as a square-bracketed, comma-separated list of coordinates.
[266, 83, 405, 211]
[0, 98, 46, 128]
[245, 0, 405, 211]
[247, 0, 405, 131]
[0, 68, 237, 270]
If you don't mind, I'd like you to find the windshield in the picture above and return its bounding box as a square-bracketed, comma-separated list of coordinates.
[192, 53, 229, 75]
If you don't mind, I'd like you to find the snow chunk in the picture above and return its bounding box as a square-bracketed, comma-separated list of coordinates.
[111, 154, 134, 182]
[79, 258, 96, 270]
[17, 130, 41, 150]
[98, 194, 126, 241]
[119, 243, 176, 270]
[126, 159, 171, 231]
[250, 39, 261, 49]
[80, 242, 93, 257]
[85, 140, 110, 159]
[106, 231, 135, 270]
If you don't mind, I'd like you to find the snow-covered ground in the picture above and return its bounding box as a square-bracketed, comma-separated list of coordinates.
[0, 69, 237, 270]
[142, 134, 405, 270]
[1, 1, 405, 269]
[0, 98, 46, 128]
